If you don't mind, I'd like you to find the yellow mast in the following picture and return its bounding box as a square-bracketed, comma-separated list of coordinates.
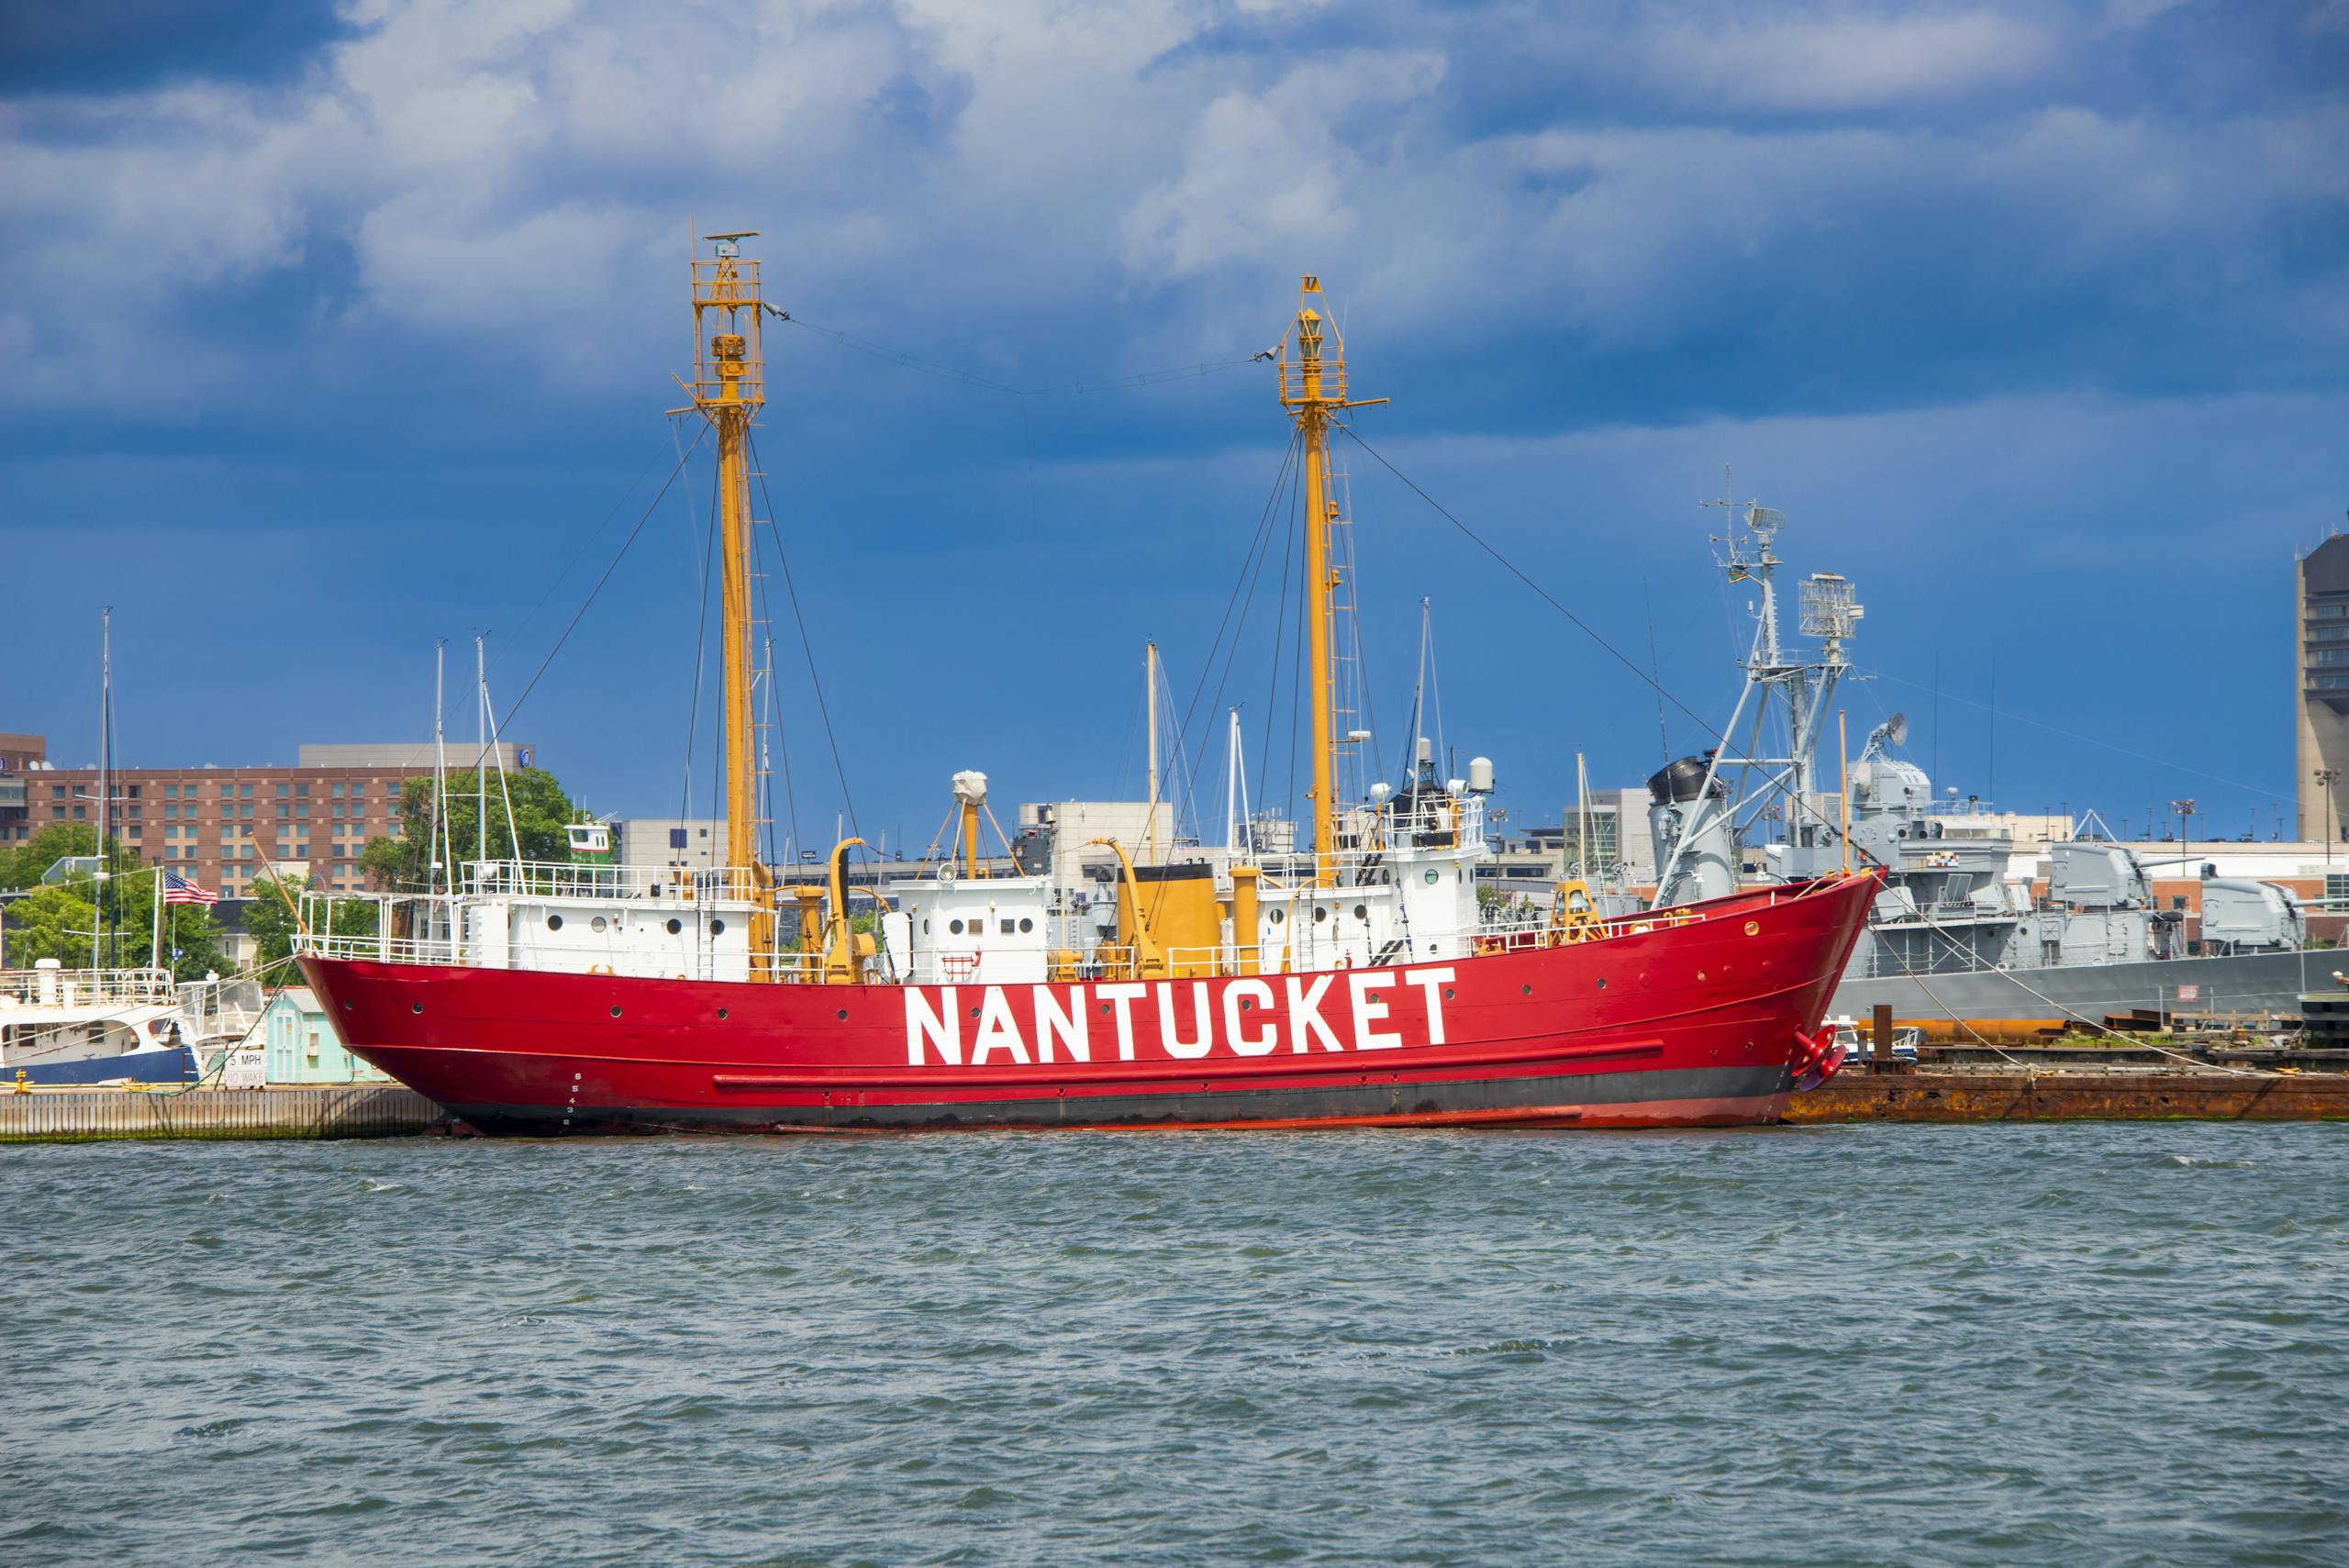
[685, 230, 776, 970]
[1278, 276, 1385, 888]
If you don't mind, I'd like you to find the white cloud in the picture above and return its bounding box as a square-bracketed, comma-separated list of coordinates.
[1638, 8, 2055, 111]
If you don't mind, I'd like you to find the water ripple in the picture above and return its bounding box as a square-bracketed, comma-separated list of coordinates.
[1, 1124, 2343, 1564]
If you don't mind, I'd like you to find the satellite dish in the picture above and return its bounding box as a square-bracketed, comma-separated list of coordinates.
[1887, 712, 1909, 748]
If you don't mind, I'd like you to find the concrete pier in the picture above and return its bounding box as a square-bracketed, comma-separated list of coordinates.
[0, 1084, 449, 1143]
[1785, 1069, 2349, 1124]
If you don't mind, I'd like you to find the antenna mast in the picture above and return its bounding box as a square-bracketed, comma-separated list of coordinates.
[1278, 276, 1386, 888]
[682, 229, 777, 969]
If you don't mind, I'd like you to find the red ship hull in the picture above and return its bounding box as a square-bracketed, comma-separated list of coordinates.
[298, 874, 1876, 1134]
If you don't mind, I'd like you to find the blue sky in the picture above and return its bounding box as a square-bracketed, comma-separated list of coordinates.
[3, 0, 2345, 855]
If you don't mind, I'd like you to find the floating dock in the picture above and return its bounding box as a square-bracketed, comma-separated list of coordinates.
[0, 1084, 450, 1143]
[1784, 1068, 2349, 1124]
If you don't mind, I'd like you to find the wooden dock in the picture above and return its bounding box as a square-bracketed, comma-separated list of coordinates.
[0, 1084, 450, 1143]
[1785, 1068, 2349, 1124]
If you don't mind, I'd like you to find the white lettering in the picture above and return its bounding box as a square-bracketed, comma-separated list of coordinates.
[1285, 974, 1343, 1053]
[1158, 981, 1214, 1060]
[971, 987, 1030, 1065]
[1031, 984, 1090, 1063]
[1349, 971, 1400, 1050]
[1224, 978, 1276, 1056]
[1097, 983, 1147, 1061]
[1405, 967, 1455, 1047]
[907, 986, 961, 1066]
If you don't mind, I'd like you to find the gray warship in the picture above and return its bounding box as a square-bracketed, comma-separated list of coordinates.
[1644, 503, 2316, 1027]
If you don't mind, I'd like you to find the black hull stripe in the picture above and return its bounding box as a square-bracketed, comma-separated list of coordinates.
[448, 1062, 1790, 1134]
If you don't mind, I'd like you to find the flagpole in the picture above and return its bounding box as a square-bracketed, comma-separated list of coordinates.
[153, 864, 164, 986]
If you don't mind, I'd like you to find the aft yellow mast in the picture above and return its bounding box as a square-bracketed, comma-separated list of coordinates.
[685, 230, 775, 969]
[1278, 276, 1385, 888]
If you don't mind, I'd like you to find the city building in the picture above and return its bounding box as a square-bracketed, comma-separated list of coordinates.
[614, 817, 724, 875]
[2298, 534, 2349, 840]
[1015, 800, 1175, 884]
[298, 742, 533, 771]
[0, 732, 44, 843]
[0, 735, 533, 899]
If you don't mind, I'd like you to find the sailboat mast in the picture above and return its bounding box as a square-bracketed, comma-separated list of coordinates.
[1278, 276, 1386, 888]
[95, 607, 111, 970]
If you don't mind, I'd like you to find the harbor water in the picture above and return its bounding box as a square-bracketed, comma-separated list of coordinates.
[4, 1124, 2343, 1566]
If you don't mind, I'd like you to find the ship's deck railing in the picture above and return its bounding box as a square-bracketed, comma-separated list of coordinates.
[0, 966, 176, 1006]
[458, 859, 761, 904]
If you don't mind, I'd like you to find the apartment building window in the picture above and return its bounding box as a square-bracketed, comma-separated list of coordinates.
[126, 785, 140, 799]
[50, 784, 63, 798]
[296, 803, 309, 818]
[239, 783, 253, 798]
[72, 806, 83, 819]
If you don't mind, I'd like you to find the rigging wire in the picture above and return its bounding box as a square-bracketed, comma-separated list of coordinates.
[499, 424, 709, 733]
[1177, 432, 1303, 804]
[678, 453, 722, 823]
[494, 431, 690, 680]
[744, 428, 863, 844]
[1339, 427, 1722, 741]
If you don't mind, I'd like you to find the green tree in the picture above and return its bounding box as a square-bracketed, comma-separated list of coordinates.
[1, 822, 123, 891]
[360, 767, 579, 892]
[0, 858, 227, 979]
[245, 872, 378, 969]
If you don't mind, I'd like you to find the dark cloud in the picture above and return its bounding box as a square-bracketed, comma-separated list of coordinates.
[0, 0, 357, 95]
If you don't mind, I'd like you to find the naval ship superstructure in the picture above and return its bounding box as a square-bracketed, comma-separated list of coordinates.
[1650, 506, 2317, 1028]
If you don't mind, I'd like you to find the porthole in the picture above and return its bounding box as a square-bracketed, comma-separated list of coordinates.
[1313, 906, 1329, 923]
[591, 916, 608, 934]
[666, 918, 682, 935]
[1269, 908, 1286, 925]
[1424, 870, 1439, 884]
[1353, 904, 1367, 921]
[717, 1007, 729, 1020]
[546, 914, 563, 931]
[949, 918, 963, 935]
[342, 999, 354, 1010]
[710, 919, 726, 937]
[610, 1006, 622, 1018]
[969, 1006, 980, 1019]
[922, 919, 931, 934]
[410, 1002, 423, 1015]
[1520, 984, 1532, 996]
[1596, 978, 1607, 990]
[1443, 988, 1455, 1001]
[1019, 917, 1034, 933]
[836, 1008, 848, 1021]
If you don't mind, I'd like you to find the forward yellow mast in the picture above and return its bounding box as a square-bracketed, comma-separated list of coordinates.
[1277, 276, 1386, 888]
[685, 230, 775, 968]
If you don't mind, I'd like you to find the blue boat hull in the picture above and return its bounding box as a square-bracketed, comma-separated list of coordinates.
[6, 1045, 198, 1085]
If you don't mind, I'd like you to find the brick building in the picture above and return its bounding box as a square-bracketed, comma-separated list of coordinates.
[0, 736, 532, 899]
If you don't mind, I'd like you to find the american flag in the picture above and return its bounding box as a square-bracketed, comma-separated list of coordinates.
[161, 871, 218, 907]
